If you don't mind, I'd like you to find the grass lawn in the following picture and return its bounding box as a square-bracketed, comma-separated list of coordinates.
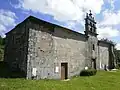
[0, 70, 120, 90]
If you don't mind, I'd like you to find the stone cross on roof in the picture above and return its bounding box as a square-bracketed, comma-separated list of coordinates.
[89, 10, 92, 16]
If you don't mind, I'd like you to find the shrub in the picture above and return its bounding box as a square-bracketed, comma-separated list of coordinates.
[80, 69, 97, 76]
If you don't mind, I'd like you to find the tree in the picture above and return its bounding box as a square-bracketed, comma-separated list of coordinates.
[0, 36, 5, 61]
[100, 38, 116, 46]
[114, 49, 120, 64]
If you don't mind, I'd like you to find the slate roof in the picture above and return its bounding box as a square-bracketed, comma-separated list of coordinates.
[6, 15, 87, 39]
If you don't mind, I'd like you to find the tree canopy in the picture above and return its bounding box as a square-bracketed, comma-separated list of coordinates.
[0, 36, 5, 61]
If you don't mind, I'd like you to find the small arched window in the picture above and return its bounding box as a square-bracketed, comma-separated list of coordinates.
[90, 27, 92, 32]
[93, 44, 95, 50]
[90, 22, 92, 26]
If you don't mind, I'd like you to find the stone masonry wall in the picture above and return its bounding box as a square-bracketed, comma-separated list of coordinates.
[27, 20, 87, 79]
[86, 35, 99, 69]
[4, 22, 28, 74]
[53, 27, 87, 78]
[27, 23, 55, 79]
[99, 43, 109, 69]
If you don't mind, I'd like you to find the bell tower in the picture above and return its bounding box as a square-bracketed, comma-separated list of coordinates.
[84, 10, 98, 36]
[84, 10, 98, 69]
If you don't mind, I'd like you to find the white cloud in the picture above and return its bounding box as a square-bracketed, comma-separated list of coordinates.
[97, 8, 120, 39]
[16, 0, 104, 23]
[13, 0, 104, 34]
[66, 21, 77, 29]
[107, 0, 116, 10]
[116, 43, 120, 50]
[97, 27, 120, 39]
[99, 10, 120, 26]
[15, 0, 120, 40]
[0, 9, 17, 37]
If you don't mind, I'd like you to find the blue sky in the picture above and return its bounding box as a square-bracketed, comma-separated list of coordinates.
[0, 0, 120, 49]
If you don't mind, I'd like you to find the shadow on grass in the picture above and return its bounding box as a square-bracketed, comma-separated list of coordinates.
[0, 61, 26, 78]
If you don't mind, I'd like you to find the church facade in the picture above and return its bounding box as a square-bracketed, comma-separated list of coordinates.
[4, 12, 115, 80]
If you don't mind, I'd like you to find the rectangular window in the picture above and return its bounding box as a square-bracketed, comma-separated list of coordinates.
[93, 44, 95, 50]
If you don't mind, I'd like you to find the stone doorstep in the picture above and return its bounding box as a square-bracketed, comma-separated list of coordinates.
[111, 69, 118, 71]
[108, 69, 118, 72]
[61, 79, 70, 81]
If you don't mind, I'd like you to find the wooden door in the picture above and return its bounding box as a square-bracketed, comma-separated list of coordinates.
[61, 63, 68, 80]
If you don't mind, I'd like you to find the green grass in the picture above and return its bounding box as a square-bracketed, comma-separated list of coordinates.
[0, 71, 120, 90]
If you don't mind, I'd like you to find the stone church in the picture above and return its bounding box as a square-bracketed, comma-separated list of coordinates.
[4, 11, 115, 80]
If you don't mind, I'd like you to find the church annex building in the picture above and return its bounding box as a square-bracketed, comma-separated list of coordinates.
[4, 12, 115, 80]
